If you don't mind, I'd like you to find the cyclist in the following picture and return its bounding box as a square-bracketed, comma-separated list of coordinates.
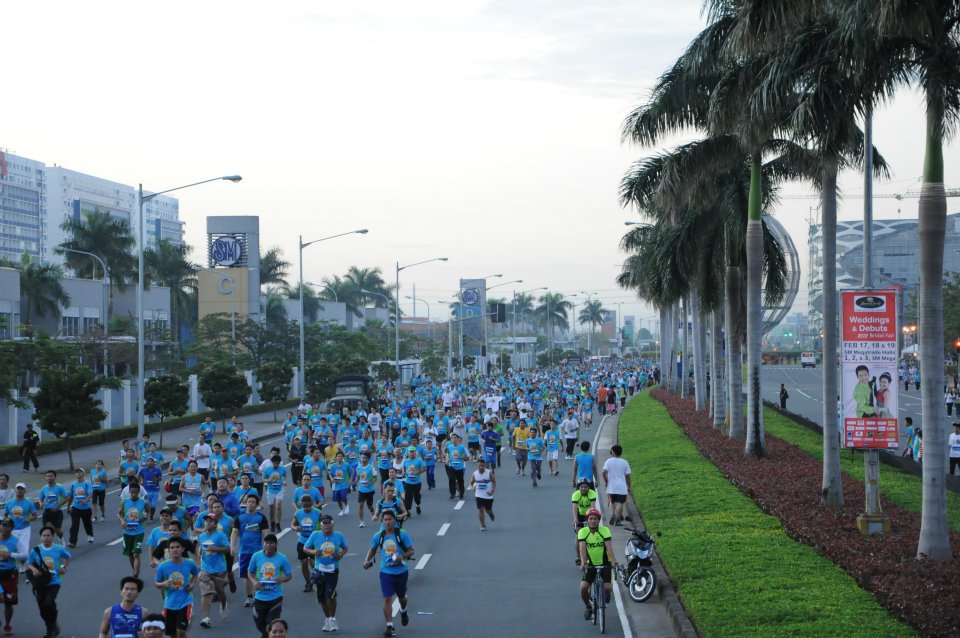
[577, 508, 617, 621]
[571, 479, 597, 564]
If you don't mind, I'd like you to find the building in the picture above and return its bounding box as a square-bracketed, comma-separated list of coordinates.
[0, 150, 182, 266]
[807, 213, 960, 337]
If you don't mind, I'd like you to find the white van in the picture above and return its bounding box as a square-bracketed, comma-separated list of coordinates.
[801, 352, 816, 368]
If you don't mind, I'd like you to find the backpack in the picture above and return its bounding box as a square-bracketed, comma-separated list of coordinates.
[375, 530, 408, 554]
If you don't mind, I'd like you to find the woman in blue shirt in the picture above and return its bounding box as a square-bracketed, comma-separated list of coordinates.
[28, 525, 70, 638]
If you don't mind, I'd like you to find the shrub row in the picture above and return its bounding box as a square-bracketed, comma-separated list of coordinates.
[0, 399, 298, 463]
[619, 390, 915, 638]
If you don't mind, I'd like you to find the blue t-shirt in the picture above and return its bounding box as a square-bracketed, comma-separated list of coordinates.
[146, 526, 171, 553]
[5, 499, 36, 530]
[121, 497, 147, 535]
[355, 465, 378, 493]
[292, 486, 323, 509]
[236, 455, 259, 480]
[197, 530, 230, 573]
[68, 481, 93, 510]
[421, 447, 438, 467]
[181, 473, 204, 509]
[233, 511, 268, 555]
[329, 463, 350, 491]
[169, 459, 190, 485]
[445, 443, 467, 471]
[481, 430, 500, 460]
[303, 458, 327, 481]
[544, 430, 560, 451]
[248, 550, 293, 602]
[0, 536, 20, 570]
[137, 466, 163, 493]
[304, 530, 348, 572]
[293, 508, 321, 544]
[38, 484, 68, 511]
[526, 437, 544, 461]
[119, 461, 140, 482]
[30, 543, 71, 586]
[155, 559, 199, 610]
[574, 452, 594, 482]
[402, 458, 425, 485]
[264, 466, 287, 494]
[90, 468, 108, 492]
[371, 529, 412, 575]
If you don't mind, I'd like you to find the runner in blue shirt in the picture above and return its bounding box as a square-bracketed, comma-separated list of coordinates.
[526, 427, 545, 487]
[303, 449, 328, 499]
[480, 422, 500, 468]
[363, 511, 415, 637]
[65, 468, 94, 547]
[303, 515, 348, 632]
[290, 496, 321, 593]
[230, 494, 268, 608]
[37, 471, 68, 540]
[421, 440, 438, 490]
[154, 536, 198, 637]
[443, 434, 468, 500]
[328, 453, 351, 517]
[27, 526, 70, 637]
[119, 483, 148, 578]
[247, 535, 293, 637]
[401, 448, 426, 516]
[135, 458, 163, 521]
[355, 453, 379, 528]
[197, 513, 230, 628]
[292, 474, 323, 511]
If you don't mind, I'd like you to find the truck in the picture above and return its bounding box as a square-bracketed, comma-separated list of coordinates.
[324, 374, 375, 414]
[801, 352, 817, 368]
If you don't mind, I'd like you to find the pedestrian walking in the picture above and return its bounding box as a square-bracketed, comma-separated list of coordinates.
[0, 519, 26, 635]
[949, 422, 960, 476]
[946, 389, 955, 417]
[779, 384, 789, 410]
[27, 525, 70, 638]
[20, 424, 39, 473]
[602, 445, 632, 526]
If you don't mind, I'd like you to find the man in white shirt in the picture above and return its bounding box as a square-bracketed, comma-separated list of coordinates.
[950, 422, 960, 476]
[484, 393, 504, 416]
[602, 445, 632, 526]
[441, 389, 457, 410]
[192, 440, 213, 480]
[517, 397, 532, 420]
[560, 412, 580, 460]
[368, 409, 382, 435]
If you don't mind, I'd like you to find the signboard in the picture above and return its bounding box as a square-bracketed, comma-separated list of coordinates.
[457, 278, 486, 353]
[211, 236, 243, 266]
[840, 289, 899, 449]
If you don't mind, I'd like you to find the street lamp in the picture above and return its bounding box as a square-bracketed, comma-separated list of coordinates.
[395, 258, 448, 378]
[137, 175, 241, 438]
[404, 296, 431, 322]
[298, 229, 368, 397]
[306, 282, 337, 302]
[59, 246, 109, 375]
[624, 221, 640, 226]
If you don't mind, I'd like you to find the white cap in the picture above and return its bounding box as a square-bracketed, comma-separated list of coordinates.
[14, 482, 26, 489]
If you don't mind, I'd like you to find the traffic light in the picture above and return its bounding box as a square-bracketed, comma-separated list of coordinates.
[491, 303, 506, 323]
[954, 338, 960, 357]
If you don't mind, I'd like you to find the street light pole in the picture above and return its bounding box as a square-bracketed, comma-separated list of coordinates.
[59, 246, 109, 375]
[484, 278, 520, 373]
[395, 257, 448, 380]
[137, 175, 241, 438]
[298, 229, 368, 398]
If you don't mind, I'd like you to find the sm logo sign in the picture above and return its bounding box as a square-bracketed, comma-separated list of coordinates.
[211, 236, 243, 266]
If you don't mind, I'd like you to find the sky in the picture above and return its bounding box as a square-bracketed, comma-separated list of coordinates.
[4, 0, 960, 334]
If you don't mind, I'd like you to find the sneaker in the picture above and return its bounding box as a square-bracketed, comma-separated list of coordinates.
[488, 511, 495, 522]
[3, 625, 11, 636]
[228, 575, 237, 593]
[584, 608, 593, 621]
[200, 617, 212, 629]
[67, 543, 76, 548]
[400, 609, 409, 626]
[219, 599, 228, 618]
[87, 536, 95, 544]
[383, 625, 397, 637]
[449, 495, 455, 500]
[532, 481, 537, 487]
[480, 525, 487, 531]
[303, 582, 313, 592]
[322, 618, 332, 632]
[243, 596, 254, 608]
[609, 515, 616, 525]
[343, 506, 350, 515]
[416, 506, 421, 515]
[328, 618, 338, 632]
[516, 470, 520, 475]
[337, 510, 344, 517]
[359, 521, 366, 528]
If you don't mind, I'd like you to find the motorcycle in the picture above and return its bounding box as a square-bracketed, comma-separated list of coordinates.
[618, 528, 658, 602]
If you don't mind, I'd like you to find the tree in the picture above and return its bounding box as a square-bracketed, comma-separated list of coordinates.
[420, 354, 444, 381]
[578, 300, 608, 354]
[534, 293, 572, 352]
[259, 246, 290, 290]
[637, 327, 653, 341]
[13, 252, 71, 330]
[373, 362, 399, 382]
[264, 287, 288, 326]
[287, 283, 321, 323]
[144, 239, 197, 348]
[32, 367, 119, 469]
[58, 209, 136, 312]
[257, 362, 293, 421]
[344, 266, 394, 303]
[198, 364, 251, 428]
[320, 275, 364, 318]
[304, 360, 340, 405]
[144, 375, 189, 448]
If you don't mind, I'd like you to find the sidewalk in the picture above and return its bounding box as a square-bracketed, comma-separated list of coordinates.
[5, 409, 287, 495]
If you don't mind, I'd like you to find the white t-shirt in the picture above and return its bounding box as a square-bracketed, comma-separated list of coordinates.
[442, 391, 456, 408]
[602, 457, 631, 495]
[561, 418, 580, 439]
[368, 412, 382, 433]
[949, 432, 960, 458]
[473, 469, 494, 499]
[192, 443, 212, 469]
[485, 395, 504, 412]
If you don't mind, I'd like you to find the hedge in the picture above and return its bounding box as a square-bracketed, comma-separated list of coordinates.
[0, 399, 298, 464]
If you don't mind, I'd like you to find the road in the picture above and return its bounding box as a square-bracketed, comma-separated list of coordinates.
[761, 365, 925, 444]
[12, 416, 674, 638]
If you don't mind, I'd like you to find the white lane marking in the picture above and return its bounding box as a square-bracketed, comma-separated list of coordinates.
[108, 536, 124, 546]
[392, 599, 401, 618]
[277, 527, 291, 538]
[453, 500, 464, 511]
[593, 412, 633, 638]
[796, 390, 821, 402]
[414, 553, 431, 570]
[437, 523, 450, 536]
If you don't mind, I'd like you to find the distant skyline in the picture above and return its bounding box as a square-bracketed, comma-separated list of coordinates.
[4, 0, 959, 330]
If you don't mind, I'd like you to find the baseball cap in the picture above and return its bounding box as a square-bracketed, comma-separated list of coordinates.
[14, 483, 26, 489]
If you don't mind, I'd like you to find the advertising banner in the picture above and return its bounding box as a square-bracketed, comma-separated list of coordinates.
[458, 278, 486, 353]
[840, 289, 899, 449]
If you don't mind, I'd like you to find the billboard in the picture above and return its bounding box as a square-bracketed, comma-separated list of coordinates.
[458, 278, 486, 354]
[840, 289, 899, 449]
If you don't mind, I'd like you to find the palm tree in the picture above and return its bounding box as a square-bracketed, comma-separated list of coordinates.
[58, 209, 136, 313]
[16, 252, 70, 329]
[344, 266, 394, 301]
[286, 283, 321, 322]
[511, 293, 536, 332]
[578, 300, 607, 354]
[320, 275, 363, 318]
[144, 239, 197, 347]
[534, 292, 572, 350]
[264, 287, 288, 325]
[259, 247, 290, 290]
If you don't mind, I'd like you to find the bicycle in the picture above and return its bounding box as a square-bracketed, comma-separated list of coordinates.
[585, 564, 615, 633]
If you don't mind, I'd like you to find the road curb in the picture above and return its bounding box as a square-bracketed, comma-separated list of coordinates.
[613, 396, 700, 638]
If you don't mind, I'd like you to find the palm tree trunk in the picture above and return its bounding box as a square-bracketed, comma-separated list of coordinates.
[820, 159, 843, 506]
[680, 296, 689, 398]
[917, 114, 952, 560]
[659, 306, 669, 388]
[691, 292, 705, 410]
[712, 305, 726, 428]
[726, 265, 744, 439]
[744, 154, 767, 457]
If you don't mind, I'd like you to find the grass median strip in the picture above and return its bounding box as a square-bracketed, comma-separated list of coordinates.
[762, 408, 960, 533]
[620, 391, 915, 638]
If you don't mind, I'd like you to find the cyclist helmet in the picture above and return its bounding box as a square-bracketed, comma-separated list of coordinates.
[585, 508, 602, 520]
[577, 479, 591, 488]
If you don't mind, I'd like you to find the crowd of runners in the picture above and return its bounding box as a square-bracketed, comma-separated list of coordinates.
[0, 359, 657, 638]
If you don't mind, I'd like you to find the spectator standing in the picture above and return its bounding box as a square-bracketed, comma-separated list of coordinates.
[949, 422, 960, 476]
[779, 384, 789, 410]
[21, 424, 39, 473]
[947, 389, 956, 417]
[602, 445, 632, 526]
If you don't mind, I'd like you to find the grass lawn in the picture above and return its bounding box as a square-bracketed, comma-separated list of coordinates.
[619, 391, 916, 638]
[762, 408, 960, 533]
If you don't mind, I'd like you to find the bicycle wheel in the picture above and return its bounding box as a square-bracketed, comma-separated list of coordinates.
[591, 575, 599, 625]
[598, 574, 607, 634]
[628, 568, 657, 602]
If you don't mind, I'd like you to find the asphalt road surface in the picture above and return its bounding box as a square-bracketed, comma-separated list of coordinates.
[12, 418, 673, 638]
